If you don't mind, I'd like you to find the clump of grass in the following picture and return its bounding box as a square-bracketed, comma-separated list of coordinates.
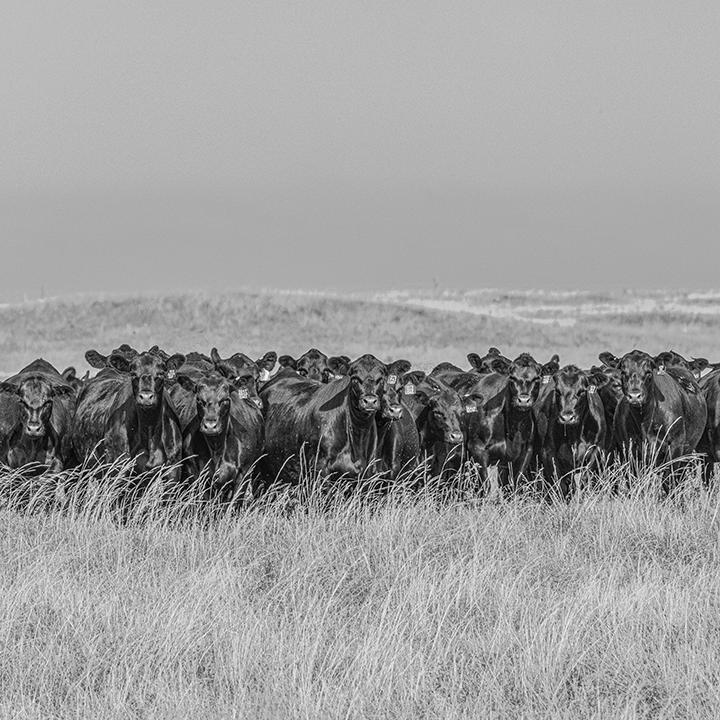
[0, 458, 718, 718]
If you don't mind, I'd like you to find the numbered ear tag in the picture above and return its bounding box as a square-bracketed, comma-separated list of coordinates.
[465, 403, 477, 413]
[404, 383, 415, 395]
[334, 374, 345, 381]
[657, 366, 666, 375]
[167, 369, 176, 380]
[588, 385, 597, 394]
[542, 376, 550, 384]
[387, 374, 397, 385]
[238, 388, 248, 399]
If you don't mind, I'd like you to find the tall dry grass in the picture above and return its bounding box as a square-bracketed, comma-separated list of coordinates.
[1, 462, 719, 719]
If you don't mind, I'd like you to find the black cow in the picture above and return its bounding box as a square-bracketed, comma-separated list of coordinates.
[373, 373, 420, 485]
[401, 373, 476, 481]
[600, 350, 707, 492]
[72, 349, 186, 485]
[173, 370, 264, 502]
[278, 349, 350, 383]
[84, 344, 139, 371]
[536, 365, 609, 499]
[433, 353, 560, 493]
[61, 366, 90, 392]
[466, 347, 512, 375]
[259, 354, 410, 489]
[695, 368, 720, 485]
[0, 359, 76, 472]
[255, 351, 278, 383]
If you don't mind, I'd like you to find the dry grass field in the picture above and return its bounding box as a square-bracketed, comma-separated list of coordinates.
[2, 288, 720, 719]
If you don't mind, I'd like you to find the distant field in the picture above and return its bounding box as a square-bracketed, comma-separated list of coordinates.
[1, 287, 719, 375]
[2, 288, 720, 719]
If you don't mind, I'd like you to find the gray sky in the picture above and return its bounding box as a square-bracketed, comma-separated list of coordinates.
[1, 0, 718, 302]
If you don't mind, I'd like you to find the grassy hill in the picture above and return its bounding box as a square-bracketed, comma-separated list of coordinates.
[1, 287, 719, 376]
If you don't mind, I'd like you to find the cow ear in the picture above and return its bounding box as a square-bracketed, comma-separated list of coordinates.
[175, 374, 196, 393]
[328, 356, 349, 375]
[52, 384, 75, 397]
[690, 357, 709, 373]
[588, 370, 609, 388]
[0, 382, 20, 396]
[467, 353, 482, 370]
[148, 345, 169, 361]
[256, 351, 277, 372]
[598, 351, 619, 369]
[404, 371, 426, 386]
[321, 368, 335, 383]
[542, 357, 560, 376]
[278, 355, 297, 370]
[488, 356, 511, 374]
[62, 366, 77, 383]
[108, 353, 132, 373]
[85, 350, 108, 369]
[166, 354, 185, 374]
[488, 347, 502, 356]
[654, 351, 674, 367]
[388, 359, 411, 376]
[210, 348, 223, 366]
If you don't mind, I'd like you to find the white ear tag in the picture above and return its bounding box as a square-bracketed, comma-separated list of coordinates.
[238, 388, 248, 399]
[387, 374, 397, 385]
[465, 403, 477, 413]
[167, 369, 176, 380]
[588, 385, 597, 394]
[405, 383, 415, 395]
[334, 374, 344, 381]
[657, 366, 666, 375]
[542, 376, 550, 384]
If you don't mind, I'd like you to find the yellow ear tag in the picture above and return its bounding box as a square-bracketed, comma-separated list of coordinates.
[405, 383, 415, 395]
[588, 385, 597, 394]
[387, 374, 397, 385]
[167, 369, 176, 380]
[259, 369, 271, 381]
[657, 366, 666, 375]
[542, 376, 551, 384]
[238, 388, 248, 399]
[465, 404, 477, 413]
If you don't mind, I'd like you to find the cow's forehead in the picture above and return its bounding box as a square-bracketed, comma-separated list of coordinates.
[20, 377, 53, 405]
[224, 354, 259, 377]
[198, 375, 231, 397]
[349, 354, 384, 376]
[620, 351, 652, 373]
[557, 366, 584, 388]
[302, 348, 327, 363]
[132, 353, 165, 372]
[510, 363, 540, 380]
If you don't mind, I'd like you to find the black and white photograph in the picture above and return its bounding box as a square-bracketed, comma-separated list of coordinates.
[1, 1, 719, 716]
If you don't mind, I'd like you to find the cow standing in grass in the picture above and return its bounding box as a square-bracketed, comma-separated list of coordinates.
[0, 359, 76, 473]
[535, 365, 609, 499]
[600, 350, 707, 493]
[259, 354, 410, 491]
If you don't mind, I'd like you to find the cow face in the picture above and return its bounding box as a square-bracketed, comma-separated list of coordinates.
[508, 353, 559, 409]
[617, 350, 656, 406]
[110, 350, 185, 409]
[279, 348, 333, 383]
[553, 366, 608, 425]
[85, 344, 138, 370]
[379, 377, 404, 421]
[0, 377, 73, 438]
[346, 355, 411, 417]
[177, 373, 232, 436]
[211, 348, 263, 408]
[417, 378, 465, 445]
[467, 347, 512, 374]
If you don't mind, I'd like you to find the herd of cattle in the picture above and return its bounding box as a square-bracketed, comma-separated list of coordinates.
[1, 343, 720, 502]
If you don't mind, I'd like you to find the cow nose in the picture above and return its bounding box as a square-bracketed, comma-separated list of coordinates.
[516, 394, 533, 407]
[202, 419, 221, 435]
[137, 392, 157, 406]
[626, 391, 643, 405]
[448, 431, 464, 444]
[360, 395, 379, 412]
[559, 411, 576, 424]
[25, 422, 44, 436]
[384, 403, 403, 420]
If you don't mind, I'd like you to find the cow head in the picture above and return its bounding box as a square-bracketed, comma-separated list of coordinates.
[255, 351, 277, 382]
[507, 353, 559, 409]
[85, 344, 138, 370]
[278, 348, 345, 383]
[0, 376, 73, 438]
[345, 355, 411, 417]
[552, 365, 608, 425]
[416, 377, 466, 445]
[176, 372, 232, 436]
[600, 349, 656, 407]
[467, 347, 512, 375]
[109, 349, 185, 409]
[210, 348, 264, 409]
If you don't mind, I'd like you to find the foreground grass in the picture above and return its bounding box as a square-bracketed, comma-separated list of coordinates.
[1, 470, 720, 719]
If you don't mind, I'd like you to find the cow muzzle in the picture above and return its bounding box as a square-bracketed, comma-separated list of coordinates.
[136, 392, 158, 408]
[514, 394, 533, 408]
[201, 419, 222, 436]
[447, 431, 464, 445]
[359, 395, 379, 413]
[626, 391, 644, 406]
[559, 411, 578, 425]
[383, 403, 403, 420]
[24, 423, 45, 438]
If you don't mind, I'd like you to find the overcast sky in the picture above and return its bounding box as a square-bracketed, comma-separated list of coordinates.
[1, 0, 718, 302]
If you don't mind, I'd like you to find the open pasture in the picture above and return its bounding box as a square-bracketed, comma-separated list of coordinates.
[2, 288, 720, 718]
